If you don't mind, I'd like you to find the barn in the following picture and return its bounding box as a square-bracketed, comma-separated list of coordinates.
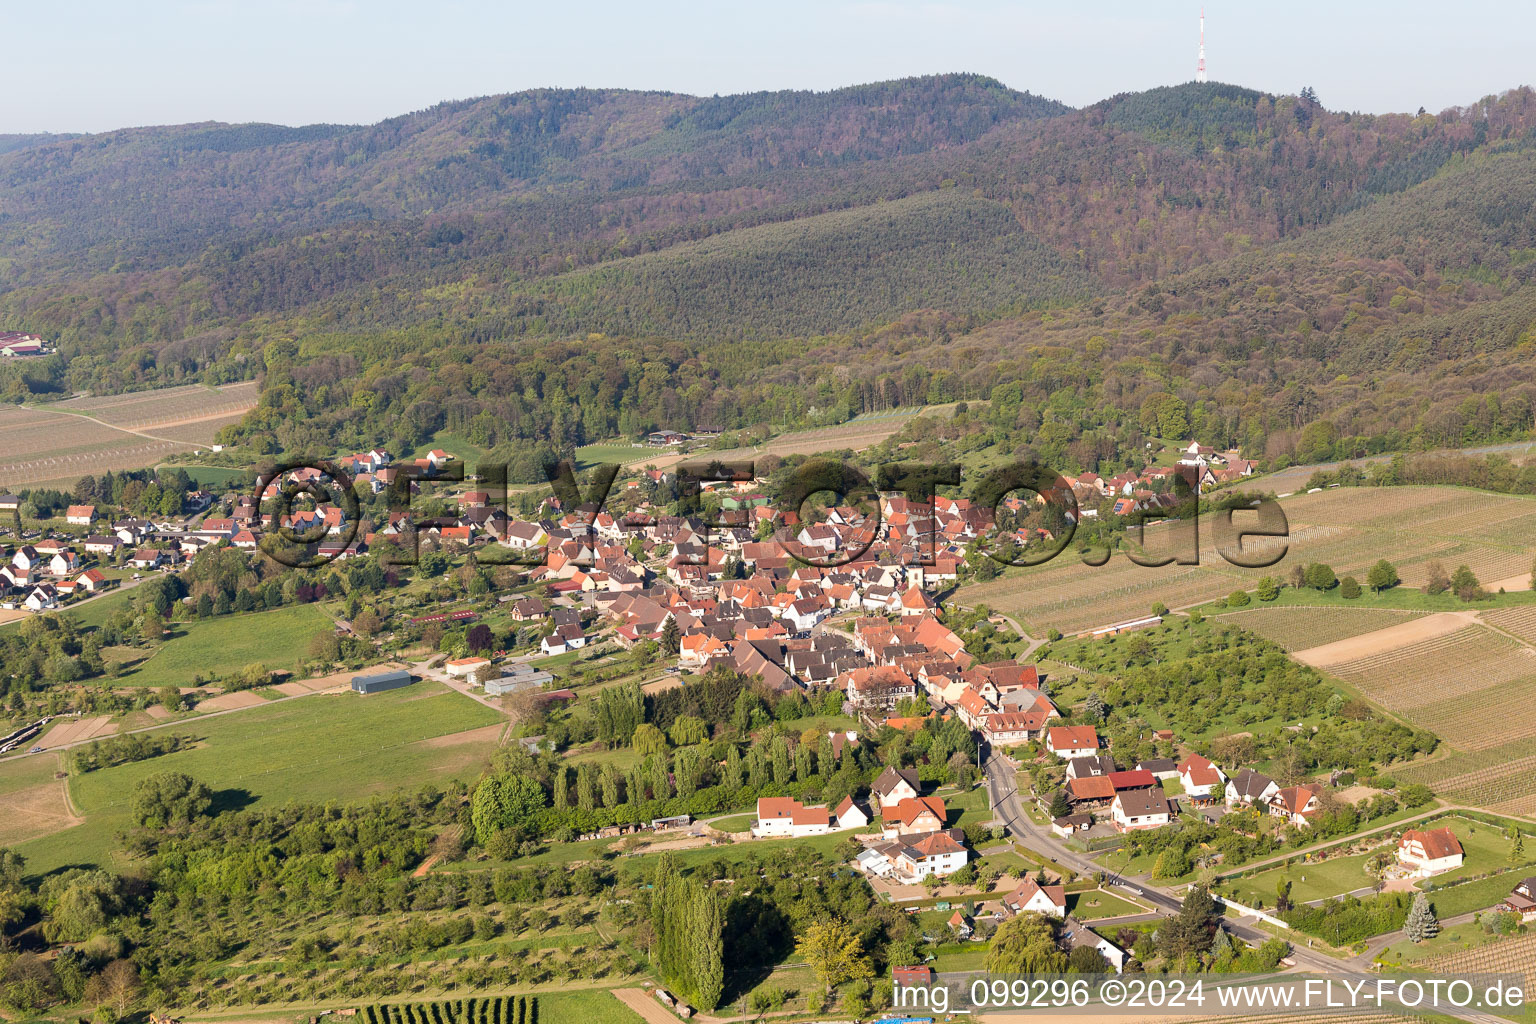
[351, 668, 413, 695]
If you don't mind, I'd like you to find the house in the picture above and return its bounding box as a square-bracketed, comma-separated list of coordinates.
[0, 495, 19, 512]
[1059, 918, 1125, 973]
[1225, 768, 1279, 808]
[752, 797, 832, 838]
[131, 548, 166, 569]
[1046, 726, 1100, 759]
[11, 546, 39, 571]
[1177, 754, 1227, 804]
[1066, 755, 1116, 780]
[65, 505, 97, 526]
[540, 622, 586, 655]
[1396, 827, 1465, 878]
[886, 830, 968, 879]
[1135, 757, 1179, 781]
[1004, 877, 1066, 918]
[232, 529, 260, 550]
[48, 551, 81, 576]
[24, 585, 59, 611]
[444, 656, 492, 679]
[833, 796, 870, 830]
[870, 766, 921, 809]
[947, 910, 973, 938]
[881, 795, 947, 838]
[1050, 812, 1094, 838]
[83, 535, 122, 556]
[76, 569, 109, 592]
[1495, 877, 1536, 921]
[891, 965, 935, 989]
[1110, 789, 1172, 831]
[1268, 783, 1324, 828]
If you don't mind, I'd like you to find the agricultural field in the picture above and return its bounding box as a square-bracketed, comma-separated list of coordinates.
[0, 751, 79, 848]
[1483, 603, 1536, 644]
[1320, 625, 1536, 749]
[1214, 605, 1428, 652]
[959, 485, 1536, 636]
[9, 680, 504, 874]
[1414, 931, 1536, 1019]
[1397, 736, 1536, 814]
[105, 603, 336, 686]
[0, 381, 259, 489]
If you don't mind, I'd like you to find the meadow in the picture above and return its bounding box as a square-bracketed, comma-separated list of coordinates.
[10, 681, 504, 875]
[107, 603, 336, 686]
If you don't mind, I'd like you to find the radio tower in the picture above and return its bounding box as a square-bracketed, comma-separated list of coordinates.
[1195, 8, 1208, 83]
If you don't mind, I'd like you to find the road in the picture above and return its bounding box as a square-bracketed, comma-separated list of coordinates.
[981, 749, 1518, 1023]
[987, 747, 1381, 971]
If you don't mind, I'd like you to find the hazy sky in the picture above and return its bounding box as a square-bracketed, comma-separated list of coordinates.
[7, 0, 1534, 134]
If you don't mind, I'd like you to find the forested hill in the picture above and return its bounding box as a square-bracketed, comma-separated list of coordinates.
[3, 76, 1536, 478]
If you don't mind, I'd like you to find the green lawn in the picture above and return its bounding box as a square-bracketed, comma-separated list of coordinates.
[1223, 817, 1528, 909]
[160, 464, 251, 489]
[573, 443, 655, 470]
[1067, 889, 1149, 920]
[711, 814, 757, 833]
[14, 682, 503, 877]
[109, 604, 334, 686]
[537, 989, 648, 1024]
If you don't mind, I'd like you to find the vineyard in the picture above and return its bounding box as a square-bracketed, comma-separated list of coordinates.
[1217, 606, 1427, 652]
[958, 486, 1536, 636]
[0, 382, 258, 489]
[1484, 604, 1536, 645]
[361, 996, 538, 1024]
[1417, 931, 1536, 997]
[1397, 736, 1536, 813]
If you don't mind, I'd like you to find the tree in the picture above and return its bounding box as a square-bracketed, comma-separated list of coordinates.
[1153, 845, 1191, 879]
[1082, 693, 1107, 722]
[796, 918, 873, 993]
[1067, 945, 1108, 974]
[632, 723, 667, 757]
[1304, 563, 1337, 590]
[1340, 576, 1361, 599]
[660, 616, 681, 656]
[130, 771, 212, 831]
[1159, 884, 1218, 959]
[986, 913, 1065, 973]
[140, 612, 165, 645]
[466, 623, 494, 653]
[1255, 576, 1279, 601]
[1049, 791, 1071, 819]
[85, 959, 141, 1015]
[1404, 893, 1438, 942]
[1451, 564, 1485, 601]
[1425, 560, 1451, 595]
[1511, 829, 1525, 864]
[1367, 559, 1400, 593]
[668, 715, 707, 746]
[1399, 783, 1434, 808]
[470, 774, 547, 844]
[157, 685, 181, 713]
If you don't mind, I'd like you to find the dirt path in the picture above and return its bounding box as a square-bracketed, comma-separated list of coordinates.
[1292, 610, 1481, 667]
[611, 988, 686, 1024]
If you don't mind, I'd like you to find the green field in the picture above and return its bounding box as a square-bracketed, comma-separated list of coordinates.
[13, 681, 503, 876]
[573, 443, 658, 470]
[159, 464, 251, 489]
[1223, 817, 1527, 908]
[109, 603, 335, 685]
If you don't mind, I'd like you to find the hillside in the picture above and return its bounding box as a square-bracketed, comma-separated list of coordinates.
[3, 76, 1536, 477]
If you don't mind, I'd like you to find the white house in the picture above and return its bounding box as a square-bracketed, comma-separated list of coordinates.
[870, 766, 921, 809]
[24, 585, 59, 611]
[1060, 918, 1126, 973]
[752, 797, 832, 838]
[1177, 754, 1227, 803]
[1046, 726, 1100, 759]
[48, 551, 81, 576]
[1396, 827, 1465, 878]
[833, 796, 870, 830]
[65, 505, 97, 526]
[886, 831, 968, 880]
[1111, 790, 1172, 832]
[1225, 768, 1279, 809]
[854, 846, 893, 877]
[1004, 877, 1066, 919]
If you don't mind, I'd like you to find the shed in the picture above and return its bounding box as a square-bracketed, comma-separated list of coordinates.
[351, 668, 413, 695]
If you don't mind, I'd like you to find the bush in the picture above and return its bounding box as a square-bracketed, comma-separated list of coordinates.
[1227, 590, 1251, 607]
[1340, 576, 1362, 599]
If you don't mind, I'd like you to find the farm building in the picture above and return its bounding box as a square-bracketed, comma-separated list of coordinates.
[483, 664, 554, 695]
[351, 668, 413, 695]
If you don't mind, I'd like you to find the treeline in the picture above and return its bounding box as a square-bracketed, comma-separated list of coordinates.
[66, 732, 192, 774]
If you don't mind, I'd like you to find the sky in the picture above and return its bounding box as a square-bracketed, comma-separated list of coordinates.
[6, 0, 1535, 134]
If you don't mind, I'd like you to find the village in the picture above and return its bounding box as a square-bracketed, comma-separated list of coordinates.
[4, 438, 1535, 988]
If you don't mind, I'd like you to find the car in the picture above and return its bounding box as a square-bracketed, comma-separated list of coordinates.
[28, 745, 44, 753]
[131, 573, 143, 580]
